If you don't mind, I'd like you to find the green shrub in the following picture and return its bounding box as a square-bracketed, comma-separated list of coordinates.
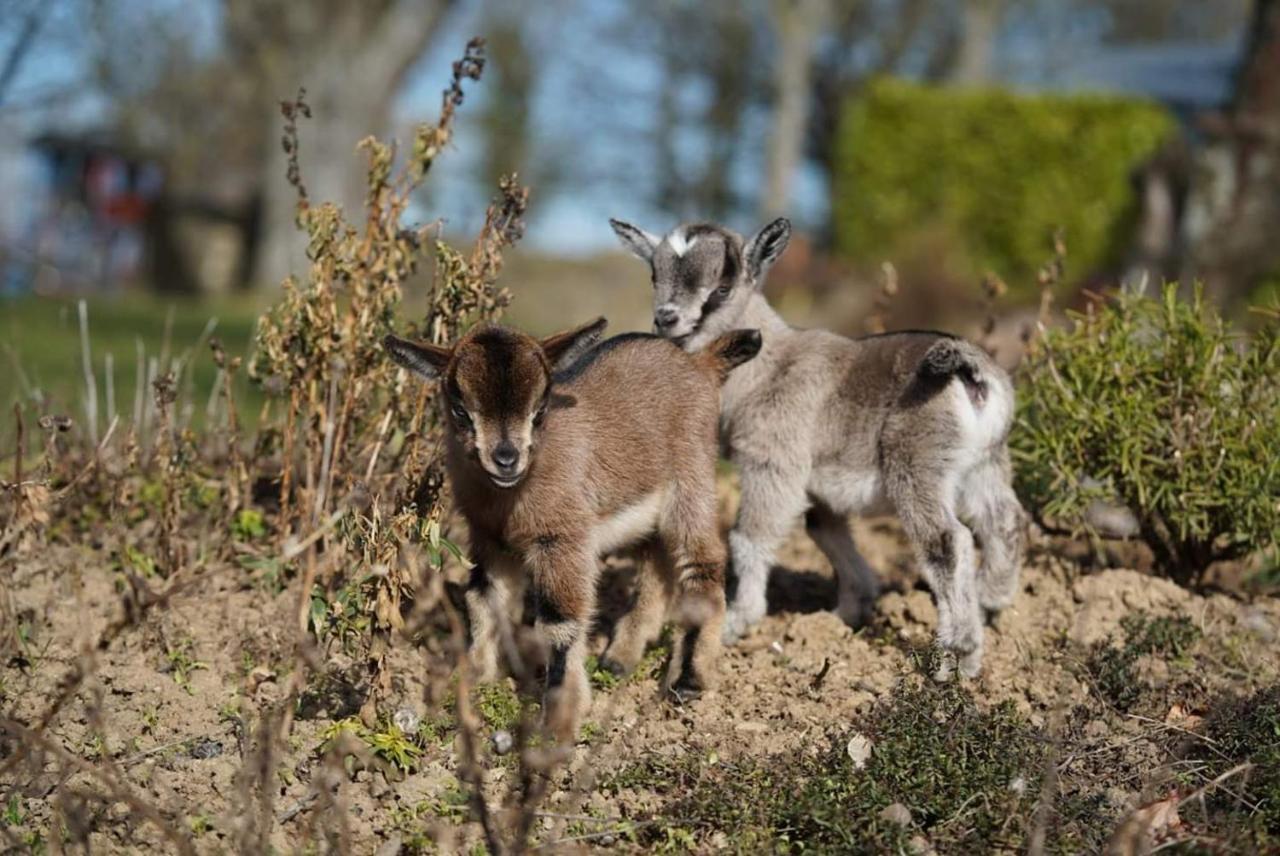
[832, 78, 1173, 294]
[1012, 285, 1279, 583]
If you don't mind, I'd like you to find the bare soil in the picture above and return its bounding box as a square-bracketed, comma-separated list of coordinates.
[3, 477, 1277, 854]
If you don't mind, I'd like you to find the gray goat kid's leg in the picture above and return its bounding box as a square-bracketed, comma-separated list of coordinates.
[804, 502, 881, 627]
[892, 478, 984, 681]
[958, 454, 1026, 614]
[724, 463, 810, 642]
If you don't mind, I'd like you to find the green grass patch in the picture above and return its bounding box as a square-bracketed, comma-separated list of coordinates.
[616, 680, 1046, 853]
[1, 292, 267, 435]
[1202, 684, 1280, 846]
[1086, 612, 1202, 712]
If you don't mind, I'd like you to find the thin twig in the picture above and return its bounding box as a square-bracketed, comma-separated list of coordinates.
[78, 299, 98, 446]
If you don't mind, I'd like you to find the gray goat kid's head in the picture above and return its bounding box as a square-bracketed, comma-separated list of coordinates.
[609, 218, 791, 349]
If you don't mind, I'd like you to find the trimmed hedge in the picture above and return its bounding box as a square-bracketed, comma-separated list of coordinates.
[832, 78, 1175, 294]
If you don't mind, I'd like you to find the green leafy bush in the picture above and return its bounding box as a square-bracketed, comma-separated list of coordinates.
[832, 78, 1173, 294]
[1012, 285, 1279, 583]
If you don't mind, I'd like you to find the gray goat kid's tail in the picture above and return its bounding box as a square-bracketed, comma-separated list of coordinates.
[918, 338, 990, 403]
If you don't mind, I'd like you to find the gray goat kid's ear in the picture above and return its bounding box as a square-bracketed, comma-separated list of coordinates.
[383, 334, 451, 380]
[744, 217, 791, 284]
[609, 218, 660, 263]
[540, 317, 608, 370]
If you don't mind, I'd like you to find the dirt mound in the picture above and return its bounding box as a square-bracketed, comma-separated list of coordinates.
[4, 503, 1277, 853]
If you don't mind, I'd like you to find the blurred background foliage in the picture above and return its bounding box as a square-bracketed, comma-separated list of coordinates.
[3, 0, 1280, 413]
[833, 79, 1174, 296]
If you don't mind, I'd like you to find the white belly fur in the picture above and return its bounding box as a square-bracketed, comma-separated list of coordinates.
[810, 467, 893, 517]
[593, 489, 664, 555]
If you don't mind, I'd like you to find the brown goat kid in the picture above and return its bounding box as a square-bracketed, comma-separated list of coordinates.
[384, 319, 761, 740]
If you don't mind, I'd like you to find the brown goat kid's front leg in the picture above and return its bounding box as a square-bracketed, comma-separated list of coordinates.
[529, 534, 597, 742]
[463, 563, 519, 684]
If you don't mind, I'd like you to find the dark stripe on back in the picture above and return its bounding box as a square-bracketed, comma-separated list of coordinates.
[853, 329, 958, 342]
[552, 332, 667, 384]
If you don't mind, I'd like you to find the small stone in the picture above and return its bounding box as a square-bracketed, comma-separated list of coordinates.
[393, 708, 420, 734]
[188, 739, 223, 760]
[908, 834, 936, 855]
[879, 802, 912, 826]
[1242, 607, 1276, 642]
[374, 835, 402, 856]
[845, 733, 872, 769]
[1009, 775, 1027, 796]
[247, 666, 273, 693]
[598, 833, 617, 846]
[491, 730, 514, 755]
[769, 640, 784, 656]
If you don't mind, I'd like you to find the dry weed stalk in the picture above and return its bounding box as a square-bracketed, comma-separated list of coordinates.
[1021, 227, 1066, 356]
[864, 260, 899, 334]
[0, 36, 557, 854]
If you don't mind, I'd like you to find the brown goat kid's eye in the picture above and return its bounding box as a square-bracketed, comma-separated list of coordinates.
[451, 403, 470, 423]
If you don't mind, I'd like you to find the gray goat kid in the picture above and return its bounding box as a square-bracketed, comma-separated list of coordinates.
[608, 217, 1026, 679]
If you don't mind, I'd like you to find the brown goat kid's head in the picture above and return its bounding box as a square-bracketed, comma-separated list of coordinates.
[384, 318, 607, 489]
[609, 217, 791, 351]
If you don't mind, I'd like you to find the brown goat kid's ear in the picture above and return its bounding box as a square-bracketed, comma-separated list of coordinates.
[540, 317, 608, 370]
[383, 334, 451, 380]
[744, 217, 791, 286]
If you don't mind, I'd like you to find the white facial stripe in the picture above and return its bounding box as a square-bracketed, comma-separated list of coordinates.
[665, 228, 698, 257]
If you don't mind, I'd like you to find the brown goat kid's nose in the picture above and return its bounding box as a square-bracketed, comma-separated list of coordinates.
[492, 441, 519, 471]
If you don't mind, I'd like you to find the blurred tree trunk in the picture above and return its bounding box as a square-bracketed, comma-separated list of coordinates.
[1179, 0, 1280, 301]
[763, 0, 829, 220]
[700, 5, 756, 219]
[950, 0, 1004, 85]
[476, 9, 535, 190]
[245, 0, 456, 289]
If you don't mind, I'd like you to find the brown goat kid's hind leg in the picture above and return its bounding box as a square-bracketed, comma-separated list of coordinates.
[530, 536, 596, 743]
[665, 538, 727, 697]
[602, 542, 675, 677]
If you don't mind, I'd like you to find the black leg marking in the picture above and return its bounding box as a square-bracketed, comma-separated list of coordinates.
[546, 644, 568, 688]
[672, 626, 704, 697]
[926, 530, 955, 570]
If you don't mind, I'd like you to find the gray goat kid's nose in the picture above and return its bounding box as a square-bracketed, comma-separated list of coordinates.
[654, 306, 678, 328]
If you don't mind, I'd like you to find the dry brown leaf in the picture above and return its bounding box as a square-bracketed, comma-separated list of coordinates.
[1105, 795, 1182, 856]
